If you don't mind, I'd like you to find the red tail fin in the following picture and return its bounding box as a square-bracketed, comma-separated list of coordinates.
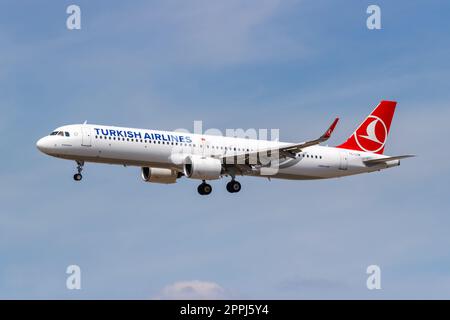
[336, 100, 396, 154]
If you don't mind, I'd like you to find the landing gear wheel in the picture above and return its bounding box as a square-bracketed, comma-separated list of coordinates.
[74, 160, 84, 181]
[226, 180, 241, 193]
[198, 182, 212, 195]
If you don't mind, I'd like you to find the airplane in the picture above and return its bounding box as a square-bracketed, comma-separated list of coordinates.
[36, 100, 413, 195]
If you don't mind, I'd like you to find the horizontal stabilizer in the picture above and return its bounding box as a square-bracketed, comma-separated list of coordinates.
[363, 155, 415, 166]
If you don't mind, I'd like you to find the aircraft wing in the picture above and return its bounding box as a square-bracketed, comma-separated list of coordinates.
[221, 118, 339, 166]
[277, 117, 339, 155]
[363, 155, 415, 166]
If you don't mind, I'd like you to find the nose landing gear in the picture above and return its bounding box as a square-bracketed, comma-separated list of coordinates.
[73, 161, 84, 181]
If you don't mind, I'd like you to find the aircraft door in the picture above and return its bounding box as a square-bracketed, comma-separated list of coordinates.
[201, 136, 208, 157]
[339, 151, 348, 170]
[81, 125, 92, 147]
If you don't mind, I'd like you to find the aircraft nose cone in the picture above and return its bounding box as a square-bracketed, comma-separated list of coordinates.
[36, 137, 50, 153]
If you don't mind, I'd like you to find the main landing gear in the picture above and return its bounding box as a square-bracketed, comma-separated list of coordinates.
[226, 180, 241, 193]
[73, 161, 84, 181]
[197, 179, 242, 196]
[198, 180, 212, 195]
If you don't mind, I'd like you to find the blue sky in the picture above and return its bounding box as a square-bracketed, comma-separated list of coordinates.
[1, 0, 450, 299]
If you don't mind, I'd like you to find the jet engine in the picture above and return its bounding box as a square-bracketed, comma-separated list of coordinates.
[183, 156, 222, 180]
[141, 167, 179, 184]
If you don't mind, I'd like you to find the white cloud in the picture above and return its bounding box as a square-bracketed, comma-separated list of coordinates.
[156, 280, 227, 300]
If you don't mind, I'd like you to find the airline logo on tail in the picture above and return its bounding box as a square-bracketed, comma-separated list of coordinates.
[337, 100, 396, 155]
[354, 115, 387, 152]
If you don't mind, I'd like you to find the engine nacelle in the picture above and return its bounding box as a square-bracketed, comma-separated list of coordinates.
[141, 167, 179, 184]
[183, 156, 222, 180]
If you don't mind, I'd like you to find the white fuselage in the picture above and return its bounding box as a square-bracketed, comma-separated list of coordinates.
[36, 124, 398, 181]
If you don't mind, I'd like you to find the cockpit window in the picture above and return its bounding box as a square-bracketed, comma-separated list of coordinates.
[49, 131, 70, 137]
